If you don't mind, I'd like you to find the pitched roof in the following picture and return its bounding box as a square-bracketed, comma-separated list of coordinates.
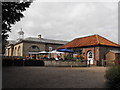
[110, 50, 120, 53]
[60, 34, 120, 48]
[8, 40, 16, 45]
[15, 37, 68, 45]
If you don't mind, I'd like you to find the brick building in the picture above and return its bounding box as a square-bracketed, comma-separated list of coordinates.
[5, 35, 68, 57]
[106, 50, 120, 61]
[59, 34, 120, 65]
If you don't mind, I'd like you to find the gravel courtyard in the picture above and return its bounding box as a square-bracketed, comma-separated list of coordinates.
[2, 66, 108, 88]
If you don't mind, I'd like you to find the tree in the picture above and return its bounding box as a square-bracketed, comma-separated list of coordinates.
[2, 1, 32, 54]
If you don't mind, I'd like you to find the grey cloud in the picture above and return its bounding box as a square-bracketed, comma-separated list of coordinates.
[8, 2, 118, 44]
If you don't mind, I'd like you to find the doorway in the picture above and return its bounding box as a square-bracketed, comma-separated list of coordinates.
[87, 50, 93, 64]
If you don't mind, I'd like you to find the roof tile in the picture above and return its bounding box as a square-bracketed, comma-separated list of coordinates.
[60, 34, 120, 48]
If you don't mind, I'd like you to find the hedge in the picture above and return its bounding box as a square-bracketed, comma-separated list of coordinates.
[2, 59, 44, 66]
[105, 65, 120, 88]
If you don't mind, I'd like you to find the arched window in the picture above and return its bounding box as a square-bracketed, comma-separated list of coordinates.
[29, 45, 40, 52]
[14, 47, 17, 56]
[87, 50, 94, 64]
[87, 50, 93, 58]
[17, 46, 21, 56]
[8, 48, 10, 56]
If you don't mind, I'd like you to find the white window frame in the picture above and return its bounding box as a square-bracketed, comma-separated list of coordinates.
[49, 47, 52, 51]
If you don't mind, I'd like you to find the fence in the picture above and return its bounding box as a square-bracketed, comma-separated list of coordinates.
[101, 60, 120, 67]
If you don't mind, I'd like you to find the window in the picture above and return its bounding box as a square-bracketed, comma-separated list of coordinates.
[8, 48, 10, 56]
[32, 46, 38, 49]
[49, 47, 52, 51]
[74, 50, 82, 54]
[14, 47, 17, 56]
[17, 46, 21, 56]
[29, 45, 40, 52]
[89, 52, 92, 58]
[88, 51, 92, 58]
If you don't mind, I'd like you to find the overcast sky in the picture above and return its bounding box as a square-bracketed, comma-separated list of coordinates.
[8, 0, 118, 44]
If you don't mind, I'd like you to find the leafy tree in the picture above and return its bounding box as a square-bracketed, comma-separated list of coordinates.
[2, 1, 32, 54]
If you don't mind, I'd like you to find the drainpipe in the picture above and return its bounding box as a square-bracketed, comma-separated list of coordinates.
[94, 47, 96, 65]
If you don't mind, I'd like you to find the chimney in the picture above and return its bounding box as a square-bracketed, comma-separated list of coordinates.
[38, 35, 42, 38]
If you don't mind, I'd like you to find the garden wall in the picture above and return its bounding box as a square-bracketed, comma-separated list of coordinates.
[2, 56, 88, 67]
[44, 60, 87, 67]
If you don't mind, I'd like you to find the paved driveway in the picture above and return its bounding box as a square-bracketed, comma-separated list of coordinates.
[2, 66, 108, 88]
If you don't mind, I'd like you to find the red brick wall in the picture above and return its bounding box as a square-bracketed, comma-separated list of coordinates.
[99, 46, 120, 60]
[106, 51, 116, 65]
[82, 46, 100, 65]
[69, 46, 120, 65]
[106, 51, 115, 60]
[71, 46, 100, 65]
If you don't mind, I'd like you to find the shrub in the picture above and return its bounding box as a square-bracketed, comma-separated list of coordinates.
[25, 60, 44, 66]
[14, 59, 23, 66]
[116, 56, 120, 61]
[76, 59, 81, 62]
[79, 55, 83, 60]
[64, 56, 76, 61]
[2, 58, 14, 66]
[105, 65, 120, 88]
[115, 56, 120, 65]
[116, 61, 120, 65]
[76, 55, 80, 59]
